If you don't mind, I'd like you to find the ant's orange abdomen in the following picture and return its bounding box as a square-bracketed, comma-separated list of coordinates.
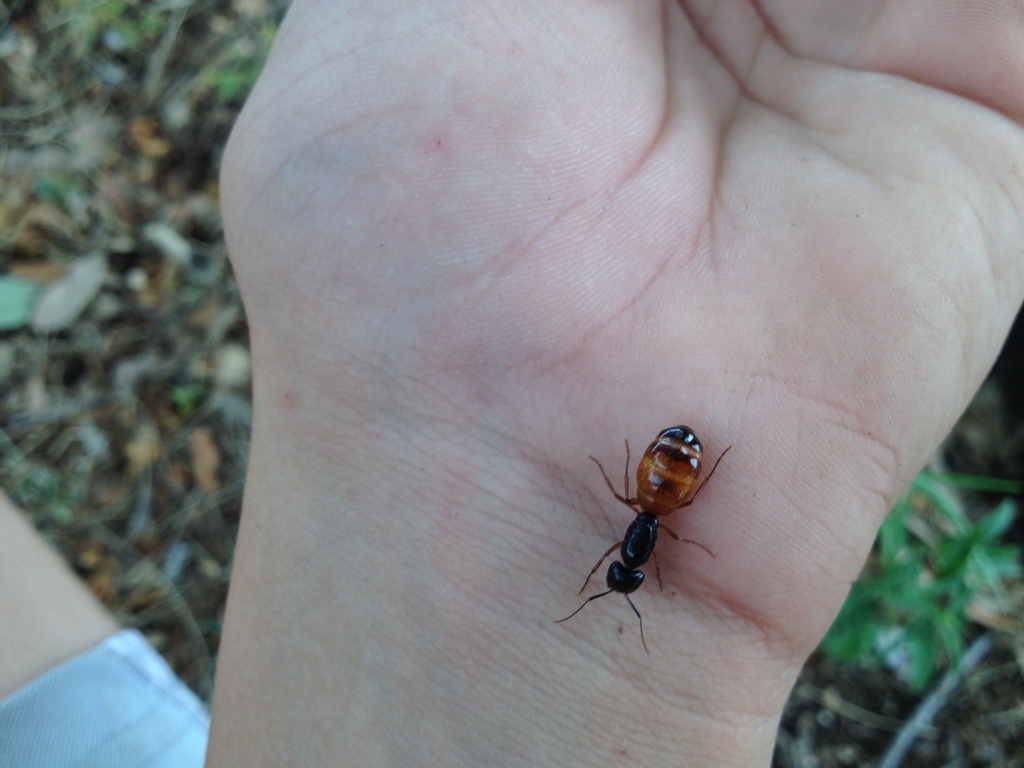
[635, 426, 703, 516]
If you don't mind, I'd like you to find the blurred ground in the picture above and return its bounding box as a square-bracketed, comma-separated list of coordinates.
[0, 0, 279, 701]
[0, 2, 1021, 765]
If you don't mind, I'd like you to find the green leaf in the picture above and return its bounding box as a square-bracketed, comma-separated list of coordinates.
[976, 545, 1022, 579]
[879, 498, 909, 567]
[976, 499, 1017, 541]
[913, 472, 970, 531]
[171, 382, 207, 417]
[822, 587, 881, 661]
[0, 276, 43, 330]
[926, 471, 1024, 495]
[820, 467, 1022, 690]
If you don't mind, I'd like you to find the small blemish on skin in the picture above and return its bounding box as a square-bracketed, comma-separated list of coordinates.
[281, 387, 299, 411]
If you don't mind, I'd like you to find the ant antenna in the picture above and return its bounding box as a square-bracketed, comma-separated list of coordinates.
[555, 589, 613, 624]
[623, 594, 648, 654]
[555, 590, 649, 654]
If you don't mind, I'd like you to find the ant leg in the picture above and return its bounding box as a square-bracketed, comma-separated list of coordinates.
[660, 522, 716, 558]
[589, 455, 637, 509]
[681, 444, 732, 507]
[622, 439, 631, 500]
[651, 550, 663, 591]
[578, 541, 622, 594]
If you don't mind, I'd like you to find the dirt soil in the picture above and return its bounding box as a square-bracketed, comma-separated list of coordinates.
[0, 2, 1021, 765]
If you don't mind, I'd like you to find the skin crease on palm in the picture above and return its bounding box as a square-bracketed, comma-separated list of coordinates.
[206, 1, 1024, 766]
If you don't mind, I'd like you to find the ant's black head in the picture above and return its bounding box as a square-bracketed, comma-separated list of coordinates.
[607, 560, 644, 594]
[555, 561, 650, 652]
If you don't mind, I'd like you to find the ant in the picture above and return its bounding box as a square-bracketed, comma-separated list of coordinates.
[556, 425, 731, 652]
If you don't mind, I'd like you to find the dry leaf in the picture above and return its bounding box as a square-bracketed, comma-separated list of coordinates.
[198, 556, 223, 580]
[968, 596, 1024, 632]
[189, 426, 221, 491]
[10, 200, 79, 251]
[25, 374, 47, 413]
[129, 117, 172, 158]
[214, 343, 251, 389]
[125, 422, 160, 476]
[77, 543, 106, 570]
[0, 181, 29, 236]
[67, 109, 113, 173]
[235, 0, 270, 18]
[94, 172, 140, 223]
[125, 583, 168, 610]
[9, 261, 67, 283]
[88, 572, 118, 604]
[31, 252, 108, 331]
[143, 221, 191, 264]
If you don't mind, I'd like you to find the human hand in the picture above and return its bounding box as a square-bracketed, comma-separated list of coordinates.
[208, 2, 1024, 765]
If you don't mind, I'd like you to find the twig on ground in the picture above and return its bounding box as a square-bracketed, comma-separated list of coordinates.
[797, 682, 909, 733]
[143, 3, 192, 103]
[878, 634, 995, 768]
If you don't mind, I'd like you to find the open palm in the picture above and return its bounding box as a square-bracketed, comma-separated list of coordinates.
[211, 2, 1024, 765]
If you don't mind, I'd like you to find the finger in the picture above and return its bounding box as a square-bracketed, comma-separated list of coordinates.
[681, 0, 1024, 122]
